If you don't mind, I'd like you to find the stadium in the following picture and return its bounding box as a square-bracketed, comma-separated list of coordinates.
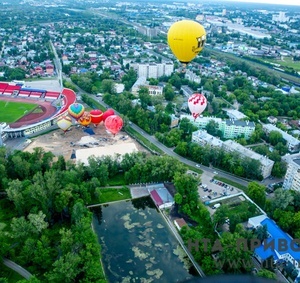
[0, 81, 76, 143]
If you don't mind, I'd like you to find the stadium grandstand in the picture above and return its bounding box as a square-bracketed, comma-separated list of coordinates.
[0, 81, 76, 140]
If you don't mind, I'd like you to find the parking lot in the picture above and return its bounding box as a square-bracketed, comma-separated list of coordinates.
[197, 171, 240, 203]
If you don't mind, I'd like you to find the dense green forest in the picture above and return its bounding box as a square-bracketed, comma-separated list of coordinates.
[0, 147, 190, 282]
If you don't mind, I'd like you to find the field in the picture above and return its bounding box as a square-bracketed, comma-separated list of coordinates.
[264, 57, 300, 72]
[0, 100, 37, 123]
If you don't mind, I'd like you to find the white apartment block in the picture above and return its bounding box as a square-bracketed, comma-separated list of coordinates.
[282, 153, 300, 191]
[262, 124, 300, 153]
[180, 115, 255, 140]
[190, 130, 274, 178]
[131, 77, 163, 95]
[135, 62, 174, 79]
[185, 70, 201, 84]
[223, 140, 274, 179]
[224, 109, 247, 120]
[221, 119, 255, 140]
[192, 130, 223, 147]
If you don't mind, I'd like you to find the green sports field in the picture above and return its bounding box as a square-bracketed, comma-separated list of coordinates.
[0, 100, 37, 123]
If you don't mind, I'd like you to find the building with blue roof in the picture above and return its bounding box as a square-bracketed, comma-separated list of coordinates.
[248, 215, 300, 278]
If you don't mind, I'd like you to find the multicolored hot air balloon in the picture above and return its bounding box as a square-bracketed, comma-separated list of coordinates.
[105, 115, 123, 136]
[57, 115, 73, 133]
[68, 103, 85, 120]
[102, 109, 115, 122]
[90, 109, 103, 127]
[167, 20, 206, 65]
[188, 93, 207, 120]
[77, 111, 91, 127]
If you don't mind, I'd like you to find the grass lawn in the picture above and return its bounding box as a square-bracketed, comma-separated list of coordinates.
[108, 173, 126, 186]
[97, 187, 131, 204]
[0, 100, 37, 123]
[264, 57, 300, 72]
[125, 126, 164, 155]
[223, 198, 261, 220]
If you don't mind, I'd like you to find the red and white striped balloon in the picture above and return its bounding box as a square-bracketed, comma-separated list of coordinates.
[188, 93, 207, 120]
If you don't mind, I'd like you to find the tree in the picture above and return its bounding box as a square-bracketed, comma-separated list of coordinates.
[269, 131, 283, 146]
[257, 269, 276, 280]
[205, 120, 219, 136]
[213, 205, 229, 225]
[247, 182, 266, 208]
[272, 188, 294, 211]
[45, 252, 81, 283]
[219, 232, 253, 273]
[255, 225, 268, 241]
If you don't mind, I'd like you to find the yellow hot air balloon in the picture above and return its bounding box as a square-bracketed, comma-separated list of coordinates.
[167, 20, 206, 65]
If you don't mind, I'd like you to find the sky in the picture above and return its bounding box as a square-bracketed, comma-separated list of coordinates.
[229, 0, 300, 5]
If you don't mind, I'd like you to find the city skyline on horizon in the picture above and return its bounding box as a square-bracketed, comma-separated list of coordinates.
[224, 0, 300, 6]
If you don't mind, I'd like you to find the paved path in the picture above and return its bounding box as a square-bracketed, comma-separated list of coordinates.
[160, 210, 206, 278]
[3, 258, 32, 280]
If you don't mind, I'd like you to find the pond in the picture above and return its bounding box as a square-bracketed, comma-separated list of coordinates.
[91, 197, 198, 283]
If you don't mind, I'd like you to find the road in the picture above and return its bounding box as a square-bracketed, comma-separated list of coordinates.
[81, 93, 251, 188]
[3, 258, 32, 280]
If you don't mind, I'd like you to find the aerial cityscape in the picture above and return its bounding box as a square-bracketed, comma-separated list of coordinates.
[0, 0, 300, 282]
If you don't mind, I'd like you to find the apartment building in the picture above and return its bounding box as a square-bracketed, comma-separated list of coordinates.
[131, 77, 163, 95]
[191, 130, 274, 178]
[192, 130, 223, 147]
[282, 153, 300, 191]
[262, 124, 300, 153]
[135, 62, 174, 79]
[223, 140, 274, 179]
[180, 115, 255, 140]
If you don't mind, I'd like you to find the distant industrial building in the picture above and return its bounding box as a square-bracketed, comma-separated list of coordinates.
[282, 153, 300, 191]
[272, 12, 289, 23]
[262, 124, 300, 153]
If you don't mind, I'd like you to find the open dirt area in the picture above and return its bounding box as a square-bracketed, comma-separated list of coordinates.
[24, 124, 149, 161]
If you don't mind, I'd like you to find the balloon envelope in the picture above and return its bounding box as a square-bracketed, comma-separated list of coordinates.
[102, 109, 115, 122]
[57, 116, 72, 132]
[68, 103, 85, 119]
[188, 93, 207, 120]
[90, 109, 103, 126]
[105, 115, 123, 135]
[167, 20, 206, 64]
[77, 111, 91, 127]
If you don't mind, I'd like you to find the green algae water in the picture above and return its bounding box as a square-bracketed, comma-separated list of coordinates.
[91, 197, 197, 283]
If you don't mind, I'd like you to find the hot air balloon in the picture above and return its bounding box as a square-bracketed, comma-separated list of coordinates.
[167, 20, 206, 65]
[77, 111, 91, 127]
[102, 109, 115, 122]
[68, 103, 85, 120]
[90, 109, 103, 127]
[57, 115, 72, 133]
[188, 93, 207, 120]
[105, 115, 123, 136]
